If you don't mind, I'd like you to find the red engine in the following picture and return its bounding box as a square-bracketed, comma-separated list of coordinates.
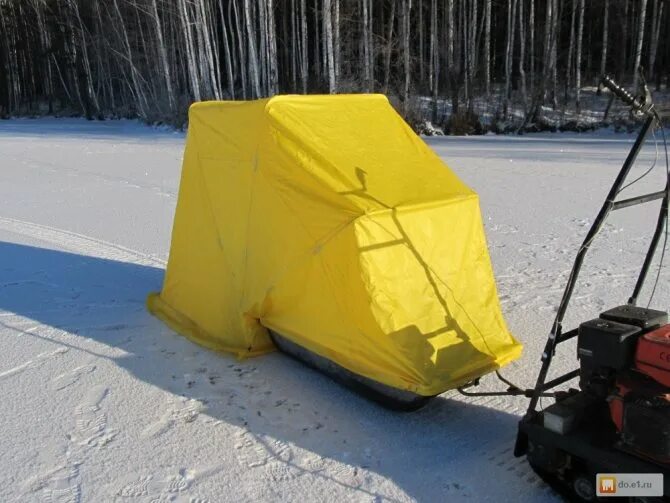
[636, 324, 670, 387]
[608, 324, 670, 465]
[575, 306, 670, 466]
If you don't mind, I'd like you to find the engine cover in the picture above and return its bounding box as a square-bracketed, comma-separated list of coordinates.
[600, 305, 668, 331]
[578, 318, 641, 370]
[636, 324, 670, 387]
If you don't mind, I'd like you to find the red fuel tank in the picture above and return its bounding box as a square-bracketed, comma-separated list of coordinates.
[636, 324, 670, 388]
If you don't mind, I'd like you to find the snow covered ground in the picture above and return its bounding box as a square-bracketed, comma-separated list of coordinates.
[1, 118, 668, 502]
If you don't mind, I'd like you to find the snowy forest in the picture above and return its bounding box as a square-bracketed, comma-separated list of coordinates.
[1, 0, 668, 132]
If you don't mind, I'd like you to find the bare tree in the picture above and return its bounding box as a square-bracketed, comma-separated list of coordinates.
[418, 0, 424, 83]
[323, 0, 335, 92]
[219, 0, 236, 98]
[300, 0, 308, 93]
[484, 0, 491, 97]
[402, 0, 411, 114]
[178, 0, 201, 102]
[504, 0, 518, 117]
[466, 0, 477, 111]
[446, 0, 457, 115]
[267, 0, 278, 94]
[382, 1, 395, 93]
[151, 0, 175, 110]
[574, 0, 585, 112]
[648, 0, 663, 86]
[518, 0, 527, 112]
[600, 0, 609, 78]
[243, 0, 261, 97]
[430, 0, 439, 121]
[550, 0, 559, 109]
[566, 0, 576, 103]
[113, 0, 148, 117]
[529, 0, 535, 96]
[232, 0, 248, 98]
[333, 0, 340, 85]
[362, 0, 371, 91]
[632, 0, 648, 89]
[197, 0, 221, 99]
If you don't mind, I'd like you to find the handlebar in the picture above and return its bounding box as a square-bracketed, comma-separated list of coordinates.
[601, 75, 640, 108]
[600, 74, 655, 118]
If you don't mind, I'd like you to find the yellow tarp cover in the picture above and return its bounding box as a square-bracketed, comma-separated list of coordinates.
[147, 94, 522, 396]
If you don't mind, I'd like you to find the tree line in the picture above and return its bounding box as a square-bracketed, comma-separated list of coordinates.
[0, 0, 668, 132]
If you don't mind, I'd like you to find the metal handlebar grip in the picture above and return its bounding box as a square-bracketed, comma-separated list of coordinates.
[601, 75, 640, 108]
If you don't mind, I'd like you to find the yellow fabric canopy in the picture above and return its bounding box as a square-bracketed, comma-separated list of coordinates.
[147, 94, 522, 396]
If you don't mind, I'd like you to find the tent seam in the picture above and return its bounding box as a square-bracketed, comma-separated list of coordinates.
[239, 146, 260, 349]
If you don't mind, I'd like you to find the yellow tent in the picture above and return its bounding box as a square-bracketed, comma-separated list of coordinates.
[147, 94, 522, 396]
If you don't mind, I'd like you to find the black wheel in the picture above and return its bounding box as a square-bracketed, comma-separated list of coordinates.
[572, 474, 597, 502]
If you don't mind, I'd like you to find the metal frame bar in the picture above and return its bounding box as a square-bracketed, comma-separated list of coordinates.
[630, 183, 669, 304]
[555, 328, 579, 344]
[524, 115, 658, 416]
[463, 84, 668, 405]
[538, 369, 580, 392]
[612, 190, 666, 210]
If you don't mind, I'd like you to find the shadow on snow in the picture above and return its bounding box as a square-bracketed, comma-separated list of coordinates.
[0, 241, 544, 501]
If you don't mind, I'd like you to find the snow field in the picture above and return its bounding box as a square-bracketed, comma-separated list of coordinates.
[1, 118, 667, 502]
